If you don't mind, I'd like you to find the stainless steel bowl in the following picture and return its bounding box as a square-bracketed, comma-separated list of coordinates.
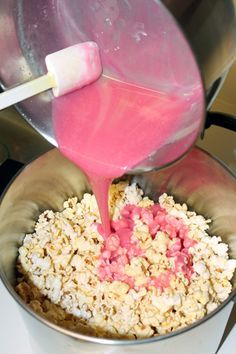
[0, 147, 235, 354]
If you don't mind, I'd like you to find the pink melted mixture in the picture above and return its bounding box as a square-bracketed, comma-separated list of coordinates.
[53, 77, 200, 236]
[99, 203, 196, 291]
[53, 77, 200, 290]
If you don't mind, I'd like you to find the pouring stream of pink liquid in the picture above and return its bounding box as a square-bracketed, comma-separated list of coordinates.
[53, 76, 200, 236]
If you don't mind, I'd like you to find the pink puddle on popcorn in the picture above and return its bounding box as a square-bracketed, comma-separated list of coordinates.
[99, 202, 196, 291]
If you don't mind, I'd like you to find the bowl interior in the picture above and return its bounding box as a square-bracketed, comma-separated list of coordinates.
[0, 147, 235, 343]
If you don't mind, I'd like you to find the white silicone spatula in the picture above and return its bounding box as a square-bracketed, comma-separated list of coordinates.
[0, 42, 102, 110]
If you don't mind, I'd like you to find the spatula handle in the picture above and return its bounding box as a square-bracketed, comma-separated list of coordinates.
[0, 73, 55, 110]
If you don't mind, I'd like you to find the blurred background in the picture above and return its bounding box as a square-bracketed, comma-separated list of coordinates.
[197, 60, 236, 173]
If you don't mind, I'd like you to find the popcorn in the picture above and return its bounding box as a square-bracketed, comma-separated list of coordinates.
[152, 294, 181, 313]
[224, 259, 236, 279]
[45, 275, 62, 303]
[193, 261, 207, 276]
[15, 182, 235, 339]
[206, 302, 218, 314]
